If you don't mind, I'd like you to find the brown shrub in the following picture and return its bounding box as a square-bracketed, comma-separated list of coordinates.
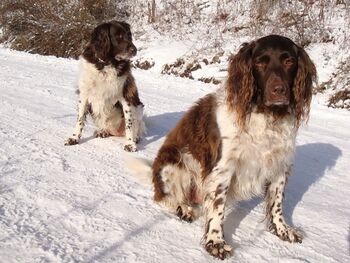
[198, 77, 222, 85]
[0, 0, 129, 58]
[161, 58, 200, 79]
[328, 89, 350, 109]
[133, 58, 155, 70]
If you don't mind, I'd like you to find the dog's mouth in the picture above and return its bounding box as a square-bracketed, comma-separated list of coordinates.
[115, 52, 136, 61]
[264, 99, 290, 107]
[115, 53, 132, 60]
[115, 46, 137, 61]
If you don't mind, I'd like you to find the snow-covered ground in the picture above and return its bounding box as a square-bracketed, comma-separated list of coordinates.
[0, 48, 349, 263]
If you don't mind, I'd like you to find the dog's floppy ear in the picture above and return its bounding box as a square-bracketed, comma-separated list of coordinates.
[226, 41, 256, 129]
[90, 22, 111, 61]
[293, 45, 317, 127]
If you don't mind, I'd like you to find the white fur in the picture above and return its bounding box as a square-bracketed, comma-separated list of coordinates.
[158, 153, 203, 211]
[214, 88, 296, 201]
[126, 153, 203, 212]
[78, 58, 127, 131]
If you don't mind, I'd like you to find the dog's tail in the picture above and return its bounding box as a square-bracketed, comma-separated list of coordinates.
[124, 155, 153, 185]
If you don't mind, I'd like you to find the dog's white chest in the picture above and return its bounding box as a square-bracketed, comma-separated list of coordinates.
[78, 58, 126, 102]
[217, 106, 296, 200]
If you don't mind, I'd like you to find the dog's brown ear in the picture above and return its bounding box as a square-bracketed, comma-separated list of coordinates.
[293, 46, 317, 127]
[226, 41, 256, 129]
[90, 23, 111, 61]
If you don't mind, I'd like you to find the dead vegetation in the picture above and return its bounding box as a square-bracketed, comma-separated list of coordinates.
[198, 77, 222, 85]
[328, 89, 350, 109]
[326, 59, 350, 109]
[133, 58, 155, 70]
[0, 0, 128, 58]
[161, 58, 200, 79]
[161, 51, 225, 84]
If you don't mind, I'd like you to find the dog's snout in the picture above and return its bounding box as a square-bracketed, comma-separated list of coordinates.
[129, 44, 137, 56]
[264, 75, 290, 106]
[271, 84, 286, 95]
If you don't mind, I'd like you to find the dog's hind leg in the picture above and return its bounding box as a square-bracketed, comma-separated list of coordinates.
[153, 149, 202, 223]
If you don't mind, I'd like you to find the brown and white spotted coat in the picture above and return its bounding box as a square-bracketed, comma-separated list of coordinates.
[128, 35, 316, 259]
[65, 21, 145, 152]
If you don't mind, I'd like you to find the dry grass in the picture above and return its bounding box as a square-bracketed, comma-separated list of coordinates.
[328, 89, 350, 109]
[0, 0, 128, 58]
[133, 58, 155, 70]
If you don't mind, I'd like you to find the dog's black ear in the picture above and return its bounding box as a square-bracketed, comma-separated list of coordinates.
[90, 23, 111, 61]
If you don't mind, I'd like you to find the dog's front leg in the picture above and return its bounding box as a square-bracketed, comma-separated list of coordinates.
[120, 99, 137, 152]
[64, 98, 88, 145]
[202, 165, 233, 259]
[265, 168, 303, 243]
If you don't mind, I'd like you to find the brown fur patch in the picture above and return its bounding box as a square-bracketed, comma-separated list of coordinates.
[123, 74, 143, 107]
[152, 94, 221, 201]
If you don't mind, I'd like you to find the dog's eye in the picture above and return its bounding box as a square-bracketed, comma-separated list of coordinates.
[255, 61, 267, 67]
[284, 57, 295, 67]
[255, 60, 268, 70]
[114, 34, 123, 40]
[254, 55, 269, 69]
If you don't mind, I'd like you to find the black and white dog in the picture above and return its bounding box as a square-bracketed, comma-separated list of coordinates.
[65, 21, 145, 152]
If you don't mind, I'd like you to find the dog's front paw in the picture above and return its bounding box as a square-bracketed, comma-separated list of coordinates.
[64, 137, 79, 146]
[123, 143, 137, 152]
[205, 240, 232, 260]
[270, 223, 303, 243]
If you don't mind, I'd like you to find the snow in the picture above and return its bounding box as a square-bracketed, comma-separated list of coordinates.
[0, 48, 349, 263]
[135, 38, 196, 73]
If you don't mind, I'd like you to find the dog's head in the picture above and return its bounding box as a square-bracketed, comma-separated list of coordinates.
[226, 34, 317, 128]
[87, 21, 137, 63]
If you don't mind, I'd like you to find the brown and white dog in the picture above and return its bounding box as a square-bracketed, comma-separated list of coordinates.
[127, 35, 317, 259]
[65, 21, 145, 152]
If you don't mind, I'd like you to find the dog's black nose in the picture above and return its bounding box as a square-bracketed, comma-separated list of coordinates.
[272, 85, 286, 95]
[129, 45, 137, 56]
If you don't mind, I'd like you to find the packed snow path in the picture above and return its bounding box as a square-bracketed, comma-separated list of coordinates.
[0, 49, 349, 263]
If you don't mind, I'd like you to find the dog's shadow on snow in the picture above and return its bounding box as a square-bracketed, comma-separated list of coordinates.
[139, 111, 185, 148]
[61, 111, 185, 148]
[224, 143, 342, 245]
